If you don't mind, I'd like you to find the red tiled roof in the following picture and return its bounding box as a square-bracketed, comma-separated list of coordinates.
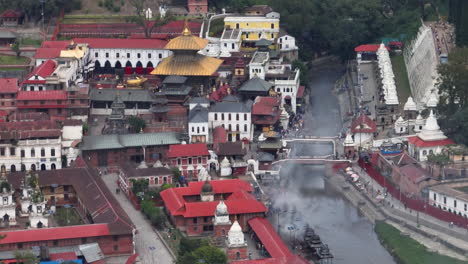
[248, 217, 293, 258]
[227, 189, 256, 201]
[22, 60, 56, 84]
[354, 44, 390, 53]
[297, 85, 305, 98]
[213, 126, 227, 147]
[0, 224, 110, 244]
[41, 40, 71, 49]
[0, 10, 21, 18]
[400, 164, 431, 184]
[35, 48, 62, 59]
[50, 252, 78, 261]
[17, 90, 67, 100]
[232, 256, 310, 264]
[73, 38, 167, 49]
[252, 97, 281, 115]
[183, 199, 267, 217]
[407, 136, 454, 147]
[0, 78, 19, 93]
[161, 179, 254, 215]
[350, 114, 377, 133]
[157, 21, 202, 34]
[167, 143, 209, 158]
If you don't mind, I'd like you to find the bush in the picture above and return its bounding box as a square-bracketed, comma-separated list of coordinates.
[141, 200, 166, 229]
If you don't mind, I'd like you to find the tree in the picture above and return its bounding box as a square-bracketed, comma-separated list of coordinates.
[10, 41, 20, 58]
[128, 116, 146, 133]
[131, 178, 149, 196]
[161, 183, 173, 190]
[191, 245, 228, 264]
[171, 167, 182, 183]
[14, 251, 38, 264]
[129, 0, 174, 38]
[178, 237, 209, 257]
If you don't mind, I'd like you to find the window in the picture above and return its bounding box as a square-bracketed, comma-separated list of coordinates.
[204, 216, 209, 222]
[202, 126, 205, 132]
[57, 100, 62, 104]
[271, 33, 274, 39]
[0, 148, 4, 156]
[192, 127, 195, 132]
[244, 124, 248, 132]
[232, 43, 235, 49]
[215, 113, 218, 120]
[224, 43, 227, 47]
[40, 100, 45, 105]
[105, 52, 109, 58]
[236, 23, 239, 29]
[177, 158, 181, 165]
[51, 149, 55, 157]
[465, 204, 467, 211]
[113, 235, 118, 241]
[41, 148, 45, 157]
[244, 114, 248, 120]
[10, 148, 15, 156]
[37, 206, 42, 213]
[21, 149, 25, 158]
[113, 245, 118, 251]
[116, 53, 120, 58]
[193, 217, 198, 224]
[198, 157, 202, 164]
[271, 23, 275, 29]
[95, 52, 98, 57]
[31, 149, 35, 157]
[148, 53, 151, 58]
[444, 196, 447, 204]
[127, 53, 130, 58]
[188, 158, 192, 164]
[159, 53, 162, 59]
[3, 197, 7, 205]
[228, 114, 231, 121]
[433, 193, 436, 201]
[236, 114, 239, 121]
[137, 53, 141, 58]
[236, 124, 239, 131]
[246, 33, 249, 39]
[454, 200, 457, 207]
[38, 86, 43, 91]
[50, 186, 55, 193]
[64, 186, 69, 192]
[222, 113, 225, 120]
[53, 240, 58, 246]
[422, 150, 427, 156]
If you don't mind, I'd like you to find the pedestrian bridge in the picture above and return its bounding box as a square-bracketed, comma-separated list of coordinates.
[272, 158, 351, 166]
[283, 136, 340, 157]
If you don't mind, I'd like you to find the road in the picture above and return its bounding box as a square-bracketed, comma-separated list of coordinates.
[102, 173, 175, 264]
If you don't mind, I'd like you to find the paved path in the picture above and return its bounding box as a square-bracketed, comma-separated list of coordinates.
[102, 173, 175, 264]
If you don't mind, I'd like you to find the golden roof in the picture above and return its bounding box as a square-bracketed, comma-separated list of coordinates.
[60, 44, 87, 59]
[164, 23, 209, 51]
[151, 54, 223, 76]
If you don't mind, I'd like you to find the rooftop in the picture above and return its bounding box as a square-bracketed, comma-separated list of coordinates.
[250, 51, 269, 64]
[73, 38, 167, 49]
[431, 181, 468, 202]
[17, 90, 67, 101]
[167, 143, 209, 158]
[0, 78, 19, 94]
[350, 114, 377, 134]
[164, 26, 209, 50]
[239, 77, 273, 93]
[90, 89, 155, 103]
[151, 54, 223, 76]
[221, 28, 241, 40]
[81, 132, 181, 151]
[120, 163, 173, 178]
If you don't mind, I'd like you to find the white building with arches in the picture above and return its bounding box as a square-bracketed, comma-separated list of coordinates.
[73, 38, 172, 74]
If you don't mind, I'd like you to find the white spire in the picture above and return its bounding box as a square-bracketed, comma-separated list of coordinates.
[404, 96, 417, 111]
[228, 220, 246, 247]
[415, 113, 424, 125]
[418, 110, 447, 141]
[426, 92, 438, 108]
[214, 200, 231, 225]
[344, 133, 354, 146]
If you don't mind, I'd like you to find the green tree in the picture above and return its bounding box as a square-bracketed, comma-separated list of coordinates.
[14, 251, 38, 264]
[178, 237, 209, 256]
[161, 183, 173, 190]
[131, 178, 149, 196]
[127, 116, 146, 133]
[10, 41, 20, 58]
[171, 167, 182, 183]
[191, 245, 228, 264]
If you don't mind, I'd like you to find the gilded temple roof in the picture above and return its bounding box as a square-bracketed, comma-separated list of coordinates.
[151, 54, 223, 76]
[164, 24, 209, 51]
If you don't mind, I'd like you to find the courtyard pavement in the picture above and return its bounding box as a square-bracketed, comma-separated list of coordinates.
[102, 173, 175, 264]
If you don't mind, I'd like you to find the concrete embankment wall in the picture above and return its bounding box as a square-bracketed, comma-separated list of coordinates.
[403, 22, 438, 106]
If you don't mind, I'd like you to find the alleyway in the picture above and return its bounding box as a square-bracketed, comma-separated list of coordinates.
[102, 173, 175, 264]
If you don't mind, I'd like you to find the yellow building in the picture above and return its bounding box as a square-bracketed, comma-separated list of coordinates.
[224, 14, 280, 42]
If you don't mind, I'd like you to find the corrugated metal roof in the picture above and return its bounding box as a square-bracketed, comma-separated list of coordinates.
[81, 132, 181, 150]
[79, 243, 105, 263]
[189, 104, 208, 123]
[90, 89, 155, 102]
[210, 101, 250, 113]
[239, 77, 272, 92]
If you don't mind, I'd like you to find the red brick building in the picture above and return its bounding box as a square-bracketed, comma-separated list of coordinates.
[0, 10, 23, 26]
[167, 143, 210, 181]
[160, 179, 267, 236]
[1, 167, 134, 256]
[188, 0, 208, 15]
[17, 90, 68, 118]
[80, 132, 181, 168]
[0, 78, 19, 115]
[118, 163, 174, 196]
[21, 60, 56, 92]
[252, 96, 281, 131]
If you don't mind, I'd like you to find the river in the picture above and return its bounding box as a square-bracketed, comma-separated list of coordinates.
[268, 62, 396, 264]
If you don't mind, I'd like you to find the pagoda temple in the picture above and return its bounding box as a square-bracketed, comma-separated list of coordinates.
[151, 22, 223, 95]
[102, 91, 128, 135]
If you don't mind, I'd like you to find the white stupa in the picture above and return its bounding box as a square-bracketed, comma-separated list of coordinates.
[417, 110, 447, 141]
[414, 113, 425, 132]
[344, 133, 355, 147]
[214, 200, 230, 226]
[404, 96, 417, 111]
[426, 92, 438, 108]
[198, 167, 210, 182]
[394, 116, 407, 134]
[220, 157, 232, 177]
[228, 220, 247, 247]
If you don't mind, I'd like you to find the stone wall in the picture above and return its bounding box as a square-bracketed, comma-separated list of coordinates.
[403, 22, 439, 106]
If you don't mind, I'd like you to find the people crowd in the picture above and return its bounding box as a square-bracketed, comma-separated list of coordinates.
[431, 19, 455, 56]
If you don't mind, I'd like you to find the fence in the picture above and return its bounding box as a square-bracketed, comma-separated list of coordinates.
[51, 9, 64, 41]
[359, 154, 468, 228]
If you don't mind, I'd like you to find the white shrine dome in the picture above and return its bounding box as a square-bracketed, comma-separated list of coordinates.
[404, 96, 417, 111]
[220, 157, 230, 168]
[426, 92, 438, 108]
[415, 113, 425, 125]
[418, 110, 447, 141]
[344, 133, 354, 146]
[216, 200, 228, 215]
